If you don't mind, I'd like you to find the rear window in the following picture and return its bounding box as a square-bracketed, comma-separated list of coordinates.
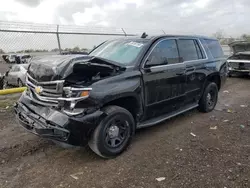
[204, 39, 224, 58]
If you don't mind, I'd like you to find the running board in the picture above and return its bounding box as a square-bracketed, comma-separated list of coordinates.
[137, 103, 198, 129]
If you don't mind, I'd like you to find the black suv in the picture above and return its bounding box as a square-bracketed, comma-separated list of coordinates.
[15, 35, 227, 158]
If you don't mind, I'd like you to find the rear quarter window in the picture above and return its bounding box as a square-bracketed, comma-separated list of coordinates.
[204, 39, 224, 58]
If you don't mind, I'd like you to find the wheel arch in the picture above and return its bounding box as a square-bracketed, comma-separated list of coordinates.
[204, 73, 221, 91]
[102, 95, 143, 124]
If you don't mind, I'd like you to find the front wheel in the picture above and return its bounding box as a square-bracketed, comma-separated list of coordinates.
[198, 82, 218, 113]
[88, 105, 135, 158]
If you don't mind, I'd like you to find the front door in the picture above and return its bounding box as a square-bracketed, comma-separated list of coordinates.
[141, 38, 186, 120]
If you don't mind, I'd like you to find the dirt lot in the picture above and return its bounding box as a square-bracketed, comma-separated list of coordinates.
[0, 77, 250, 188]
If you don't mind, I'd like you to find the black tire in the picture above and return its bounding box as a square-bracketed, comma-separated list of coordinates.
[198, 82, 218, 113]
[88, 105, 135, 158]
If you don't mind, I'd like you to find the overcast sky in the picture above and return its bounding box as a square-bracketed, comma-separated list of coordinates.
[0, 0, 249, 37]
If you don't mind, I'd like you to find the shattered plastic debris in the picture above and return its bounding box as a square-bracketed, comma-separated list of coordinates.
[210, 126, 217, 130]
[240, 105, 248, 108]
[70, 172, 83, 180]
[190, 132, 196, 137]
[227, 109, 233, 113]
[223, 90, 229, 93]
[5, 106, 9, 109]
[223, 120, 229, 123]
[156, 177, 166, 182]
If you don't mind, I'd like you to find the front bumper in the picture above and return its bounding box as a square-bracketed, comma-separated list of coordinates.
[227, 61, 250, 75]
[14, 92, 105, 146]
[228, 68, 250, 75]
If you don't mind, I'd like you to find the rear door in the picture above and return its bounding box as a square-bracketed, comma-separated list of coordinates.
[177, 38, 207, 105]
[141, 38, 187, 120]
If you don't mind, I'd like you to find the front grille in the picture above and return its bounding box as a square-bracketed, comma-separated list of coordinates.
[26, 74, 64, 105]
[229, 62, 250, 70]
[229, 62, 240, 69]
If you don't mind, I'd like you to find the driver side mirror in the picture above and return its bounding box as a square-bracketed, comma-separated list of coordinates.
[145, 55, 168, 68]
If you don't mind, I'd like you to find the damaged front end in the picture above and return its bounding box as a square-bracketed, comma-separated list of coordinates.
[14, 55, 123, 146]
[227, 41, 250, 75]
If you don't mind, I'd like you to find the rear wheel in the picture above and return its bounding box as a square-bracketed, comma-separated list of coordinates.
[198, 82, 218, 113]
[88, 105, 135, 158]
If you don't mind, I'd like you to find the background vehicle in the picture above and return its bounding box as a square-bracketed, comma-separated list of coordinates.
[8, 54, 16, 63]
[4, 64, 29, 88]
[15, 35, 227, 158]
[227, 41, 250, 76]
[1, 54, 32, 64]
[15, 54, 32, 64]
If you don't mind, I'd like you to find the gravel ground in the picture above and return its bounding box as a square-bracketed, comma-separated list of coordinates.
[1, 77, 250, 188]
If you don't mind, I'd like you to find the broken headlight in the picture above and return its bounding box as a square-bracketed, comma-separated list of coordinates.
[62, 87, 91, 98]
[60, 87, 92, 116]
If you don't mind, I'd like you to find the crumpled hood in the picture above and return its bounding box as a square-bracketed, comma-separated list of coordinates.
[27, 55, 123, 82]
[28, 55, 89, 82]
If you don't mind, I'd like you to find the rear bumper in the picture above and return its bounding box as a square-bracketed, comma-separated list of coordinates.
[14, 91, 105, 146]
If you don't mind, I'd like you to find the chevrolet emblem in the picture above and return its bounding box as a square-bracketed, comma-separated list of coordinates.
[35, 86, 43, 94]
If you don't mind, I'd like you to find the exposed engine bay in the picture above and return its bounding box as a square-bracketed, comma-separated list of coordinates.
[227, 41, 250, 74]
[65, 62, 118, 86]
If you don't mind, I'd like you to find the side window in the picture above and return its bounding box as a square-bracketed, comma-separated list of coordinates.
[204, 39, 224, 58]
[146, 39, 179, 67]
[194, 40, 204, 59]
[177, 39, 200, 62]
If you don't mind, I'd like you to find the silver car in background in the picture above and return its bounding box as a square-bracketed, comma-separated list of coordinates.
[3, 64, 29, 88]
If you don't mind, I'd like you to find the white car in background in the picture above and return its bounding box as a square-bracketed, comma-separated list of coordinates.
[3, 64, 29, 88]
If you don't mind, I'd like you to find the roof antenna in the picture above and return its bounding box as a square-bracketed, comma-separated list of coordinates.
[141, 32, 148, 38]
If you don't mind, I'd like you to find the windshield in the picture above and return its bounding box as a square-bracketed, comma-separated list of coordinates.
[89, 39, 149, 65]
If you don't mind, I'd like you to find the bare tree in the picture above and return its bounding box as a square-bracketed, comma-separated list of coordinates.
[241, 34, 250, 42]
[212, 30, 225, 40]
